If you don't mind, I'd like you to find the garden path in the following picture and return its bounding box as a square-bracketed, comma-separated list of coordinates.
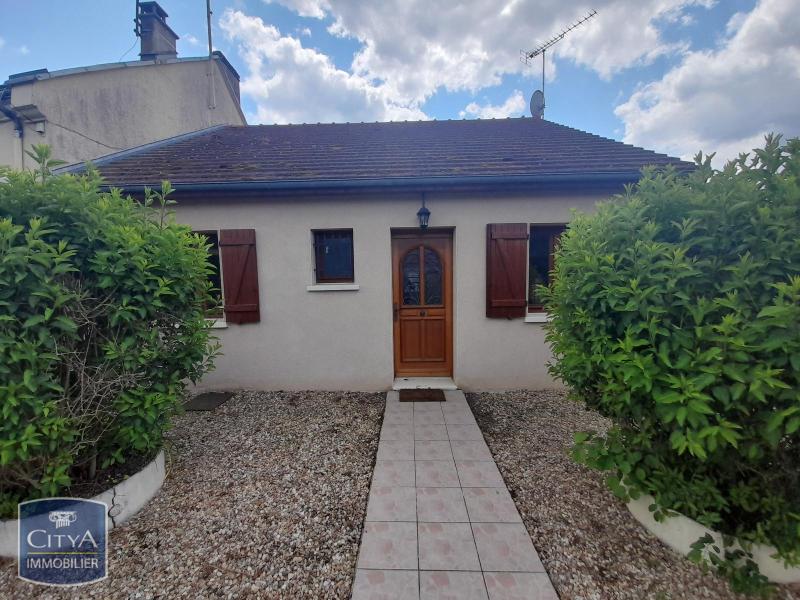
[353, 389, 558, 600]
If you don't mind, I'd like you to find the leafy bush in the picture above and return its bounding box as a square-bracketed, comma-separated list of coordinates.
[0, 147, 217, 518]
[543, 136, 800, 583]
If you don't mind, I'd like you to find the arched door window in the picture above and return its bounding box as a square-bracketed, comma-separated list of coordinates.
[401, 245, 443, 306]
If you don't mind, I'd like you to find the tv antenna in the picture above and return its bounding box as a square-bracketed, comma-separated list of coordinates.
[521, 9, 597, 117]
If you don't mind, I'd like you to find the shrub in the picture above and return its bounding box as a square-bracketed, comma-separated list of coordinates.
[543, 135, 800, 585]
[0, 147, 218, 518]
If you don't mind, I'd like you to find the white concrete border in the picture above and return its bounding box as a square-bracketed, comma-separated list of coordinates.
[0, 449, 166, 558]
[628, 494, 800, 584]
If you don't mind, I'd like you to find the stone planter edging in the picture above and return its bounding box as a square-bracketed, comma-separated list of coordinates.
[0, 449, 165, 559]
[628, 493, 800, 584]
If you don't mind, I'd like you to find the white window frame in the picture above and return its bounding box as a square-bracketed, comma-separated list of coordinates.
[525, 222, 566, 323]
[306, 228, 360, 292]
[196, 228, 227, 328]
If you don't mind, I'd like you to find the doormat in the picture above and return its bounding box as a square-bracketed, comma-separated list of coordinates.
[399, 389, 446, 402]
[184, 391, 233, 411]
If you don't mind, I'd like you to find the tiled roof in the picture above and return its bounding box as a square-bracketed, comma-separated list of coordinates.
[77, 118, 693, 189]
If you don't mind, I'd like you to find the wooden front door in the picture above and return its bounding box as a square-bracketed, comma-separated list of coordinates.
[392, 230, 453, 377]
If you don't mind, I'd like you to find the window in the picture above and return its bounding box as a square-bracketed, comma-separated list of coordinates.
[401, 245, 442, 306]
[195, 229, 261, 324]
[197, 230, 223, 317]
[313, 229, 354, 283]
[218, 229, 260, 323]
[528, 224, 566, 310]
[486, 223, 528, 318]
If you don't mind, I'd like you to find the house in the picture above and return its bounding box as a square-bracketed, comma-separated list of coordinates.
[0, 1, 245, 170]
[62, 117, 691, 391]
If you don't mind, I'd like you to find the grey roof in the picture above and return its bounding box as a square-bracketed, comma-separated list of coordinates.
[67, 118, 693, 192]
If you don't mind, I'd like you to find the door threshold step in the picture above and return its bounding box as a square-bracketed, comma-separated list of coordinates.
[392, 377, 457, 390]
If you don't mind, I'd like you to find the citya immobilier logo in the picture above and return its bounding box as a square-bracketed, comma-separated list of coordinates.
[18, 498, 108, 586]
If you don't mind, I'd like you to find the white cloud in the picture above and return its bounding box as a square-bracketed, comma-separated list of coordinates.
[262, 0, 328, 18]
[725, 11, 749, 35]
[229, 0, 793, 156]
[553, 2, 692, 80]
[0, 37, 5, 51]
[219, 9, 426, 124]
[264, 0, 712, 102]
[615, 0, 800, 164]
[183, 33, 201, 46]
[460, 90, 527, 119]
[17, 45, 29, 55]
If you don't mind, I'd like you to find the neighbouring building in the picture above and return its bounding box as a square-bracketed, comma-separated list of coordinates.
[61, 117, 692, 391]
[0, 1, 245, 170]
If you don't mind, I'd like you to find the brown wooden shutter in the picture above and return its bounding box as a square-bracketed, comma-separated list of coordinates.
[219, 229, 260, 324]
[486, 223, 528, 318]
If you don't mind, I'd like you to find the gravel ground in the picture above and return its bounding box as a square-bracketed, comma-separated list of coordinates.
[467, 389, 800, 600]
[0, 390, 384, 599]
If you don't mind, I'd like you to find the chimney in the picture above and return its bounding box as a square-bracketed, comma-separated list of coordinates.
[138, 1, 179, 61]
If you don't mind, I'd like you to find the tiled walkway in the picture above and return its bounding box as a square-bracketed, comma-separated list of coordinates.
[353, 390, 557, 600]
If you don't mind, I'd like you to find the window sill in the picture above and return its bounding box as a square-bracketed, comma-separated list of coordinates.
[524, 312, 551, 323]
[206, 318, 228, 329]
[306, 283, 360, 292]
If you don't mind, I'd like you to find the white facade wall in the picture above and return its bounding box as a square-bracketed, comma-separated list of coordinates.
[173, 191, 602, 392]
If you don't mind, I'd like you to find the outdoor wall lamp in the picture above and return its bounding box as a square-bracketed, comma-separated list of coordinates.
[417, 195, 431, 229]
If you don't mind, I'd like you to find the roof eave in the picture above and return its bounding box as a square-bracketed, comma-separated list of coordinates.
[98, 171, 660, 195]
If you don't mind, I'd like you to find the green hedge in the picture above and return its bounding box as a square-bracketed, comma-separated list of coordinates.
[543, 135, 800, 585]
[0, 149, 218, 518]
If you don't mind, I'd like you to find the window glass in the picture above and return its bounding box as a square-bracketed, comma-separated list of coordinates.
[402, 249, 421, 305]
[314, 230, 354, 283]
[528, 225, 566, 308]
[423, 247, 442, 305]
[197, 231, 223, 317]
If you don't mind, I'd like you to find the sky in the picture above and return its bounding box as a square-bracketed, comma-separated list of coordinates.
[1, 0, 798, 164]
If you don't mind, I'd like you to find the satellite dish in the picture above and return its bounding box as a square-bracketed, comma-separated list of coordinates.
[530, 90, 545, 118]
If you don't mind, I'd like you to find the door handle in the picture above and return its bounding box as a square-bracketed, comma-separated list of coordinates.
[393, 303, 399, 322]
[420, 310, 427, 316]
